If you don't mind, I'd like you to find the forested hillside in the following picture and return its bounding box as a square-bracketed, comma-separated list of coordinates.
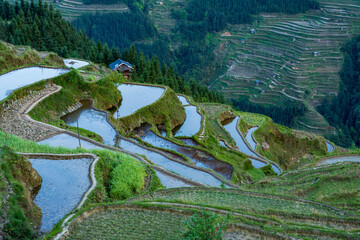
[0, 0, 223, 103]
[318, 35, 360, 147]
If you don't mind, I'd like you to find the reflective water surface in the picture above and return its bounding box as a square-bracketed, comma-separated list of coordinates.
[177, 95, 190, 105]
[29, 158, 92, 232]
[222, 117, 281, 173]
[63, 59, 89, 69]
[326, 141, 335, 153]
[317, 155, 360, 165]
[62, 101, 119, 146]
[114, 84, 164, 118]
[137, 125, 233, 179]
[0, 67, 69, 101]
[154, 170, 191, 188]
[175, 106, 202, 137]
[246, 127, 258, 150]
[39, 133, 101, 150]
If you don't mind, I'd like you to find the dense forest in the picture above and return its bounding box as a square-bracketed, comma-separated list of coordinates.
[318, 35, 360, 148]
[0, 0, 223, 103]
[72, 5, 170, 61]
[232, 96, 306, 126]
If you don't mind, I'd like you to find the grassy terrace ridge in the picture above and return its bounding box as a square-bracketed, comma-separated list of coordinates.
[237, 111, 330, 170]
[62, 200, 360, 240]
[131, 188, 353, 219]
[114, 84, 186, 135]
[0, 41, 65, 74]
[245, 162, 360, 214]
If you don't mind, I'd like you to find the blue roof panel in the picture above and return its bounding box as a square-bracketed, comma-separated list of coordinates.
[109, 59, 133, 70]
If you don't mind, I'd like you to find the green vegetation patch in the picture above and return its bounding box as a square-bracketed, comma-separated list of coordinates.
[253, 119, 327, 170]
[116, 86, 186, 134]
[0, 41, 64, 74]
[245, 162, 360, 214]
[0, 147, 41, 239]
[28, 70, 122, 141]
[138, 188, 342, 218]
[65, 207, 188, 239]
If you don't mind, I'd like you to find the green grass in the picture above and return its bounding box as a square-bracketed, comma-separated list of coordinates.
[65, 207, 188, 239]
[253, 119, 327, 170]
[245, 163, 360, 213]
[0, 41, 64, 74]
[137, 188, 345, 218]
[116, 86, 186, 135]
[0, 147, 41, 238]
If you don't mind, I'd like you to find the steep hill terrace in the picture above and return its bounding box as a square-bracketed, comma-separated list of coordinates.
[210, 0, 360, 133]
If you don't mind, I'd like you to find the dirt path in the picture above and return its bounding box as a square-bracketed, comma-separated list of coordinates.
[0, 84, 62, 141]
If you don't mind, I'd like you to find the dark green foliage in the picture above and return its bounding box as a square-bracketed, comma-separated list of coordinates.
[232, 96, 306, 127]
[72, 10, 164, 58]
[243, 159, 255, 171]
[0, 147, 34, 240]
[183, 209, 229, 240]
[0, 0, 119, 64]
[318, 35, 360, 148]
[259, 164, 276, 176]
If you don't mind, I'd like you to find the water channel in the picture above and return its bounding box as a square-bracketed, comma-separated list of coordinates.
[113, 84, 165, 118]
[317, 155, 360, 166]
[246, 127, 259, 150]
[29, 158, 92, 232]
[326, 141, 335, 153]
[177, 95, 190, 105]
[58, 103, 226, 187]
[135, 124, 233, 179]
[0, 67, 69, 101]
[222, 117, 281, 174]
[174, 105, 202, 137]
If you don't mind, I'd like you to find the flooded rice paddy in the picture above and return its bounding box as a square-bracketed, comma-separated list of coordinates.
[29, 158, 92, 232]
[114, 84, 164, 118]
[174, 105, 201, 137]
[0, 67, 69, 101]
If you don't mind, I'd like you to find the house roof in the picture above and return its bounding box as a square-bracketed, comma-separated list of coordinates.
[109, 59, 133, 70]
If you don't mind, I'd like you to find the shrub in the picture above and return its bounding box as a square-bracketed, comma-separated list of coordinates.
[183, 209, 229, 240]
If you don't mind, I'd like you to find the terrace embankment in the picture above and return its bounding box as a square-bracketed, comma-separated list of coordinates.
[0, 84, 62, 141]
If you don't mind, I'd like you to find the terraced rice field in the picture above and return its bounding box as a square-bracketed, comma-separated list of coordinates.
[209, 0, 360, 133]
[65, 207, 188, 239]
[246, 162, 360, 213]
[137, 188, 347, 217]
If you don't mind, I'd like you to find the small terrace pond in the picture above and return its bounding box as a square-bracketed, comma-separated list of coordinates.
[326, 141, 335, 153]
[177, 95, 190, 105]
[39, 133, 101, 150]
[154, 170, 191, 188]
[317, 155, 360, 166]
[222, 117, 281, 174]
[246, 127, 259, 150]
[29, 157, 92, 232]
[114, 84, 165, 118]
[174, 105, 202, 137]
[63, 59, 89, 69]
[52, 105, 225, 187]
[135, 125, 233, 179]
[0, 67, 69, 101]
[62, 100, 119, 146]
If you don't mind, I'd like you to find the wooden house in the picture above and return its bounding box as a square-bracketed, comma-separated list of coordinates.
[109, 59, 133, 77]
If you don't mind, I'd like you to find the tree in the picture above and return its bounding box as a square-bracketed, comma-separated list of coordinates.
[183, 209, 229, 240]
